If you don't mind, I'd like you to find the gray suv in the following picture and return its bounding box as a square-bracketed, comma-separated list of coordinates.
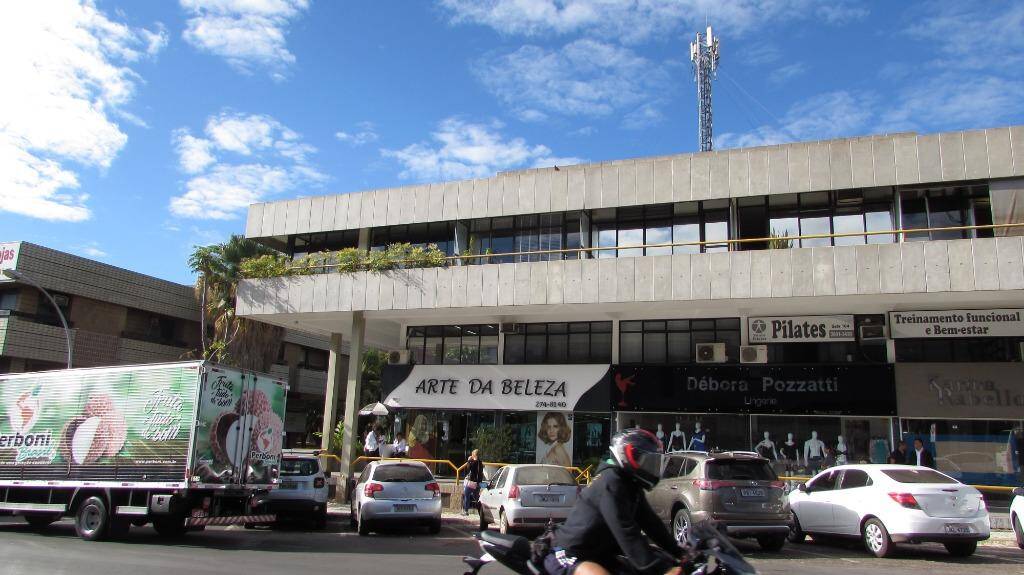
[648, 452, 791, 551]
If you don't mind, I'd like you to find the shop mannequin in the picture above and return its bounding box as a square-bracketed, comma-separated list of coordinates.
[688, 422, 707, 451]
[668, 422, 687, 452]
[779, 433, 799, 472]
[835, 435, 848, 465]
[656, 423, 666, 449]
[804, 431, 825, 474]
[755, 431, 778, 460]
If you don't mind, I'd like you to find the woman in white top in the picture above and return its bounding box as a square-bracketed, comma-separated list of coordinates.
[363, 424, 381, 457]
[392, 432, 408, 457]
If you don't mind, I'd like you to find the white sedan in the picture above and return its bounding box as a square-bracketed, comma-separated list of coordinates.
[787, 464, 989, 558]
[1011, 486, 1024, 549]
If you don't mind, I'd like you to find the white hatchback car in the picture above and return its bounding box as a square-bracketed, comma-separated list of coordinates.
[255, 452, 330, 528]
[788, 465, 990, 558]
[1011, 486, 1024, 549]
[478, 464, 579, 534]
[349, 460, 443, 535]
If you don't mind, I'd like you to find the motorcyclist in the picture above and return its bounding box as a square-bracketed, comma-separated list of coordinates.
[543, 428, 683, 575]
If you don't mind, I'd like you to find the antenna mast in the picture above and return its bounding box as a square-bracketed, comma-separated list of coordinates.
[690, 25, 720, 152]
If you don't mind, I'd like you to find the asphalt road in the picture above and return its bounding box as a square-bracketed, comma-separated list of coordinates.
[1, 515, 1022, 575]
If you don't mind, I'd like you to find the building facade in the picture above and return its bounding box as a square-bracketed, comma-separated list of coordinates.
[0, 241, 337, 448]
[238, 126, 1024, 486]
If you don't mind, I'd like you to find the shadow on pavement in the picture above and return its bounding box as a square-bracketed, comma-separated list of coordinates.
[741, 535, 1024, 566]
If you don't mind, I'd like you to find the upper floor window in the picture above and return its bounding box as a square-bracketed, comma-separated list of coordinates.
[406, 324, 499, 365]
[620, 318, 740, 364]
[469, 213, 581, 263]
[591, 201, 730, 257]
[290, 230, 359, 258]
[750, 188, 897, 249]
[899, 184, 992, 241]
[504, 321, 612, 364]
[371, 222, 455, 256]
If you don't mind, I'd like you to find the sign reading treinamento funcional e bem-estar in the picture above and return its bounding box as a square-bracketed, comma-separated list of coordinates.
[889, 309, 1024, 338]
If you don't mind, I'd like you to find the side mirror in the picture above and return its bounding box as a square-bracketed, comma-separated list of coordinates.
[1013, 487, 1024, 497]
[480, 481, 489, 490]
[797, 483, 808, 493]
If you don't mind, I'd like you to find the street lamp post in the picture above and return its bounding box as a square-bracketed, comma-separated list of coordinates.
[2, 269, 73, 369]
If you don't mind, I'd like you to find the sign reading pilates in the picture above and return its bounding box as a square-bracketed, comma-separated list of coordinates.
[748, 315, 855, 343]
[889, 309, 1024, 338]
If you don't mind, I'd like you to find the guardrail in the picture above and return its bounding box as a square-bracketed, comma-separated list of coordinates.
[325, 454, 594, 486]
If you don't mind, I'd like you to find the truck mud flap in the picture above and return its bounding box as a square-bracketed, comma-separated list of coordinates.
[185, 514, 276, 527]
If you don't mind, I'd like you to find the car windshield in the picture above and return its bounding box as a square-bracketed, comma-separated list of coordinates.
[281, 458, 318, 476]
[706, 460, 776, 481]
[515, 466, 576, 486]
[373, 464, 433, 483]
[882, 469, 959, 484]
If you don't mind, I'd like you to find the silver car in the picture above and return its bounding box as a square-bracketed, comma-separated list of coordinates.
[255, 452, 330, 528]
[478, 464, 579, 534]
[349, 460, 443, 535]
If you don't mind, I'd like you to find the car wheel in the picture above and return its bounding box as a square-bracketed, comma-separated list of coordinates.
[787, 512, 806, 544]
[428, 519, 442, 535]
[153, 516, 188, 538]
[1013, 514, 1024, 550]
[349, 504, 358, 529]
[357, 510, 370, 536]
[478, 504, 489, 531]
[24, 514, 59, 529]
[943, 541, 977, 557]
[498, 511, 511, 535]
[757, 534, 787, 552]
[861, 518, 894, 558]
[314, 509, 328, 530]
[671, 508, 691, 544]
[75, 496, 110, 541]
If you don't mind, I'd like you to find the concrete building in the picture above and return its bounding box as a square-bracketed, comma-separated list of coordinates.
[0, 241, 337, 447]
[237, 126, 1024, 486]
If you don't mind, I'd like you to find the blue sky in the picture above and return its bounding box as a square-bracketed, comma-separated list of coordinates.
[2, 1, 1022, 285]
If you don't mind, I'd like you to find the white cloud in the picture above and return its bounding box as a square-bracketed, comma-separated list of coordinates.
[716, 91, 876, 149]
[170, 111, 326, 219]
[0, 1, 165, 222]
[382, 118, 582, 181]
[878, 75, 1024, 134]
[180, 0, 309, 75]
[768, 62, 807, 86]
[475, 40, 669, 121]
[73, 242, 108, 258]
[439, 0, 868, 43]
[904, 1, 1024, 70]
[335, 122, 380, 146]
[516, 109, 549, 123]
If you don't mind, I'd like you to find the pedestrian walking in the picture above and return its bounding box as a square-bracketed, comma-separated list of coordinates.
[462, 449, 484, 516]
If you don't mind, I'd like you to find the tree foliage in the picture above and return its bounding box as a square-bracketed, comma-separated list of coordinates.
[470, 425, 516, 463]
[188, 235, 285, 371]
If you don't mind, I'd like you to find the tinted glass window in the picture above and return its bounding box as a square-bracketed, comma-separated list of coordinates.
[705, 460, 776, 480]
[663, 456, 683, 478]
[839, 469, 872, 489]
[281, 458, 318, 476]
[882, 469, 959, 484]
[372, 464, 433, 483]
[515, 466, 576, 486]
[807, 470, 838, 491]
[681, 458, 699, 477]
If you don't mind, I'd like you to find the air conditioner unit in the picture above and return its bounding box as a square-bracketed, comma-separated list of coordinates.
[740, 345, 767, 364]
[500, 323, 519, 334]
[858, 324, 886, 341]
[387, 350, 410, 365]
[695, 342, 727, 363]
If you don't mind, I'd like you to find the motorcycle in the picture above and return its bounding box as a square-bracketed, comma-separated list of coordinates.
[463, 520, 757, 575]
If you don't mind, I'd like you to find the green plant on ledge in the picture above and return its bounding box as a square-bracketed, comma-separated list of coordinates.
[239, 242, 449, 278]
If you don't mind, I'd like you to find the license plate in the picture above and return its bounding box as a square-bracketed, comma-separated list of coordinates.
[944, 523, 971, 534]
[393, 504, 416, 513]
[537, 494, 562, 503]
[191, 509, 208, 518]
[280, 482, 298, 490]
[740, 488, 765, 498]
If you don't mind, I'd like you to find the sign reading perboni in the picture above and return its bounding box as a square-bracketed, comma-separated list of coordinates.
[748, 315, 855, 343]
[889, 309, 1024, 338]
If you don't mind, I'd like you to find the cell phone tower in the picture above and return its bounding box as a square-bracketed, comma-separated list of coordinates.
[690, 25, 720, 152]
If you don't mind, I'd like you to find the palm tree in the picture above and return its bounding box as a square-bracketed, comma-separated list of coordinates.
[188, 235, 285, 372]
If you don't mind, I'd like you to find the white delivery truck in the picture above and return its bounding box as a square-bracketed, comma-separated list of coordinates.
[0, 361, 288, 540]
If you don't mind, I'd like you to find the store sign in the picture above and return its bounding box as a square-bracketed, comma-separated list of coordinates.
[748, 315, 855, 343]
[382, 364, 611, 411]
[895, 363, 1024, 419]
[889, 309, 1024, 338]
[0, 242, 20, 277]
[613, 364, 895, 416]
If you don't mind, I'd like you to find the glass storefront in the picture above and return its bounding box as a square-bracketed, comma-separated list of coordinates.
[900, 419, 1023, 486]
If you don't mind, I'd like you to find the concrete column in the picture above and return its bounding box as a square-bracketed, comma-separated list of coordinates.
[320, 333, 345, 452]
[357, 228, 370, 250]
[610, 319, 620, 363]
[338, 311, 366, 496]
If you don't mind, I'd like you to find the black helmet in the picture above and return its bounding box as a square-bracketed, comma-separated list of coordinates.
[609, 428, 664, 490]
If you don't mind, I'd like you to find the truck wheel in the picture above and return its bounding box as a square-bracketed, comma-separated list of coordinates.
[75, 496, 110, 541]
[153, 516, 188, 538]
[24, 514, 59, 529]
